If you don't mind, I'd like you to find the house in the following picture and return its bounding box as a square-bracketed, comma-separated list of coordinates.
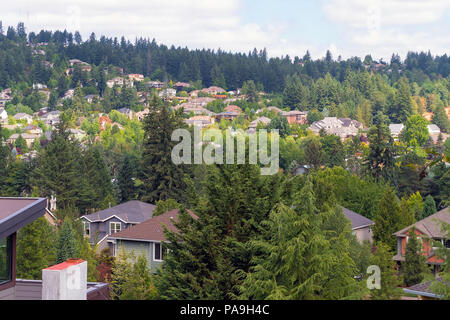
[135, 108, 150, 121]
[7, 133, 41, 148]
[224, 105, 242, 114]
[106, 77, 132, 88]
[0, 197, 108, 300]
[308, 117, 363, 140]
[13, 113, 33, 124]
[32, 83, 47, 90]
[117, 108, 134, 119]
[249, 116, 271, 130]
[389, 124, 404, 139]
[202, 86, 225, 95]
[147, 81, 166, 89]
[216, 112, 240, 121]
[108, 209, 197, 272]
[281, 110, 308, 125]
[393, 207, 450, 274]
[128, 74, 144, 82]
[99, 115, 112, 130]
[403, 278, 449, 300]
[23, 125, 43, 135]
[174, 82, 190, 91]
[40, 110, 61, 126]
[185, 116, 215, 128]
[341, 207, 375, 243]
[0, 108, 7, 123]
[80, 200, 156, 252]
[158, 88, 177, 99]
[174, 104, 215, 116]
[84, 94, 98, 103]
[68, 129, 87, 141]
[256, 106, 282, 115]
[63, 89, 75, 100]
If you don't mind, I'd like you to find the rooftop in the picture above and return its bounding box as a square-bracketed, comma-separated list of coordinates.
[82, 200, 156, 224]
[394, 207, 450, 238]
[341, 207, 375, 230]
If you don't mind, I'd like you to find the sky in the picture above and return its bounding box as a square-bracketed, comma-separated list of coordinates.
[1, 0, 450, 61]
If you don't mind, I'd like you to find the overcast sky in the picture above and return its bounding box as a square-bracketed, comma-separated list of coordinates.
[2, 0, 450, 61]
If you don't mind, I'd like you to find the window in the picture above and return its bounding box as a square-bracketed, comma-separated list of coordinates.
[444, 239, 450, 249]
[0, 236, 12, 285]
[110, 222, 121, 234]
[82, 221, 90, 236]
[154, 242, 162, 261]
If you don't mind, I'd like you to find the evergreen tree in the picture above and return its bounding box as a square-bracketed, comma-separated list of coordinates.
[118, 154, 137, 203]
[16, 217, 57, 279]
[422, 195, 437, 219]
[364, 112, 396, 181]
[373, 187, 402, 251]
[392, 77, 413, 123]
[141, 95, 186, 203]
[239, 178, 361, 300]
[432, 105, 449, 133]
[369, 243, 403, 300]
[56, 218, 78, 263]
[402, 227, 427, 286]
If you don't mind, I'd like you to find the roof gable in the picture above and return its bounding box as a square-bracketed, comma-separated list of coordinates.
[82, 200, 156, 224]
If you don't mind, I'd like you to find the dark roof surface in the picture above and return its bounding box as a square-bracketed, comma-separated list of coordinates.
[82, 200, 156, 223]
[341, 207, 375, 230]
[404, 278, 449, 298]
[394, 207, 450, 238]
[109, 209, 197, 242]
[0, 197, 47, 239]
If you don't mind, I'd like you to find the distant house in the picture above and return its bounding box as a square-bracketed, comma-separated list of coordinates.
[117, 108, 134, 119]
[7, 133, 41, 147]
[309, 117, 363, 139]
[80, 200, 156, 252]
[128, 74, 144, 82]
[135, 108, 150, 121]
[63, 89, 75, 100]
[23, 125, 43, 135]
[248, 116, 271, 131]
[403, 278, 449, 300]
[158, 88, 177, 99]
[389, 124, 404, 139]
[84, 94, 98, 104]
[224, 105, 242, 114]
[393, 207, 450, 275]
[216, 112, 240, 121]
[108, 209, 197, 272]
[341, 207, 375, 244]
[147, 81, 166, 89]
[185, 116, 215, 128]
[40, 110, 61, 126]
[256, 106, 282, 115]
[0, 108, 8, 122]
[174, 82, 190, 91]
[32, 83, 47, 90]
[106, 77, 131, 88]
[202, 86, 225, 95]
[13, 113, 33, 124]
[99, 115, 112, 130]
[68, 128, 87, 141]
[281, 110, 308, 125]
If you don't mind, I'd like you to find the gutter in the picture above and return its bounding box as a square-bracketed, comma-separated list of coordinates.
[403, 288, 440, 299]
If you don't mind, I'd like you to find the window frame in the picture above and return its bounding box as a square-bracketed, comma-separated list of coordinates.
[153, 242, 163, 262]
[82, 221, 90, 236]
[0, 235, 13, 287]
[109, 222, 121, 234]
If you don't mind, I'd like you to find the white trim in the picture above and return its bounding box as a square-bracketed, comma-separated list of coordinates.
[80, 216, 93, 222]
[109, 221, 121, 234]
[97, 234, 109, 245]
[153, 242, 163, 262]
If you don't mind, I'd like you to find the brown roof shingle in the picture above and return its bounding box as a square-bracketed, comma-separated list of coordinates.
[394, 207, 450, 238]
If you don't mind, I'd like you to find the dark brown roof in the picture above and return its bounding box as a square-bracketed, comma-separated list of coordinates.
[394, 207, 450, 238]
[108, 209, 197, 242]
[82, 200, 156, 224]
[0, 197, 47, 239]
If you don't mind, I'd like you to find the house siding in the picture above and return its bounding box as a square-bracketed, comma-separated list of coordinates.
[0, 286, 15, 300]
[115, 240, 163, 273]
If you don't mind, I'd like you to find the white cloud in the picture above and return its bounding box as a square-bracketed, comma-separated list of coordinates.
[323, 0, 450, 60]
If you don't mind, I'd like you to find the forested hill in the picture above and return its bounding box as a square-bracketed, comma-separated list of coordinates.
[0, 22, 450, 92]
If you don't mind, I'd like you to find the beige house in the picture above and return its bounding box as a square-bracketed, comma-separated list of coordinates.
[342, 207, 375, 243]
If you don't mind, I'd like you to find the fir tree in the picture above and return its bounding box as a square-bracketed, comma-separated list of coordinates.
[16, 217, 57, 279]
[141, 95, 187, 203]
[373, 187, 402, 251]
[402, 227, 427, 286]
[422, 195, 437, 219]
[118, 154, 137, 203]
[56, 218, 78, 263]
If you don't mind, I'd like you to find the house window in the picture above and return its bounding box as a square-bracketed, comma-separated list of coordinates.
[154, 242, 163, 261]
[444, 239, 450, 249]
[110, 222, 121, 234]
[0, 236, 12, 285]
[82, 221, 90, 236]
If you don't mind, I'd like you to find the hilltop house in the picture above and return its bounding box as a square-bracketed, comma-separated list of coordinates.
[393, 207, 450, 275]
[158, 88, 177, 99]
[128, 74, 144, 82]
[224, 105, 242, 114]
[7, 133, 41, 148]
[341, 207, 375, 243]
[248, 117, 271, 133]
[107, 209, 197, 272]
[202, 86, 225, 95]
[40, 110, 61, 126]
[13, 113, 33, 124]
[0, 108, 7, 123]
[216, 112, 240, 122]
[80, 201, 156, 252]
[308, 117, 363, 140]
[185, 116, 215, 128]
[281, 110, 308, 125]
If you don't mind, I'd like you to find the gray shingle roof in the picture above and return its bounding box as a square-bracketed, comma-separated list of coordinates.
[82, 200, 156, 223]
[394, 207, 450, 238]
[341, 207, 375, 230]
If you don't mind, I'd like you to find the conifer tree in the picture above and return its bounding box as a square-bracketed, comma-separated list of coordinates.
[422, 195, 437, 219]
[403, 227, 427, 286]
[16, 217, 57, 279]
[369, 243, 403, 300]
[373, 187, 402, 251]
[239, 178, 361, 300]
[56, 218, 78, 264]
[141, 95, 187, 203]
[118, 154, 137, 203]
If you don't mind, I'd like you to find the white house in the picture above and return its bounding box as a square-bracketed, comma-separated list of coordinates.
[0, 107, 8, 122]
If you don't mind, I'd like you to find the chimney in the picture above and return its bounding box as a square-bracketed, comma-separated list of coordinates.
[42, 259, 87, 300]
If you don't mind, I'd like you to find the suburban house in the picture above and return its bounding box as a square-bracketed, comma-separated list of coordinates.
[0, 89, 12, 107]
[128, 74, 144, 82]
[68, 129, 87, 141]
[107, 209, 197, 272]
[117, 107, 134, 119]
[7, 133, 41, 148]
[393, 207, 450, 275]
[0, 197, 109, 300]
[256, 106, 282, 115]
[158, 88, 177, 99]
[147, 81, 166, 89]
[202, 86, 225, 95]
[308, 117, 363, 140]
[185, 115, 215, 128]
[13, 113, 33, 124]
[84, 94, 99, 104]
[281, 110, 308, 125]
[174, 82, 191, 91]
[341, 207, 375, 243]
[135, 108, 150, 121]
[248, 117, 271, 133]
[403, 278, 449, 300]
[99, 115, 112, 130]
[389, 124, 404, 140]
[23, 125, 43, 135]
[224, 105, 243, 114]
[0, 108, 7, 123]
[40, 110, 61, 126]
[80, 200, 156, 252]
[216, 112, 240, 121]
